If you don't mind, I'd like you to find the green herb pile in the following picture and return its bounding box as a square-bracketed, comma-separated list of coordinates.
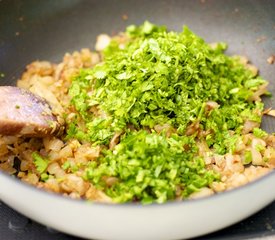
[67, 22, 268, 203]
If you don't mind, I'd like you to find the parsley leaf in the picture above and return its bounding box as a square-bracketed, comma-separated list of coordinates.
[32, 152, 48, 174]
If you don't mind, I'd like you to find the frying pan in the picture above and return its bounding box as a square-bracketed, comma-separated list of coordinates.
[0, 0, 275, 239]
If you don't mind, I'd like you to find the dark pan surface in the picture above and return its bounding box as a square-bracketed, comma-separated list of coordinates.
[0, 0, 275, 239]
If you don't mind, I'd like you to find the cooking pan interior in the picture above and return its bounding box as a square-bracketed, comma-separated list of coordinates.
[0, 1, 275, 239]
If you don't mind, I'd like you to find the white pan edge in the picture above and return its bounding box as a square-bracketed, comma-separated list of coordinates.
[0, 171, 274, 240]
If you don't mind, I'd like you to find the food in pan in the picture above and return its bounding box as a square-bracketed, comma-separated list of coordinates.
[0, 22, 274, 204]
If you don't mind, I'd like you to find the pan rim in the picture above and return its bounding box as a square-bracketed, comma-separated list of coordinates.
[0, 168, 274, 208]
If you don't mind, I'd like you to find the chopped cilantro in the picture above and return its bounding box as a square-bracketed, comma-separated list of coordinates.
[71, 164, 79, 173]
[62, 161, 71, 170]
[66, 22, 269, 203]
[253, 128, 268, 138]
[61, 161, 79, 173]
[32, 152, 48, 174]
[243, 151, 252, 165]
[86, 131, 219, 203]
[69, 22, 267, 151]
[40, 173, 49, 181]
